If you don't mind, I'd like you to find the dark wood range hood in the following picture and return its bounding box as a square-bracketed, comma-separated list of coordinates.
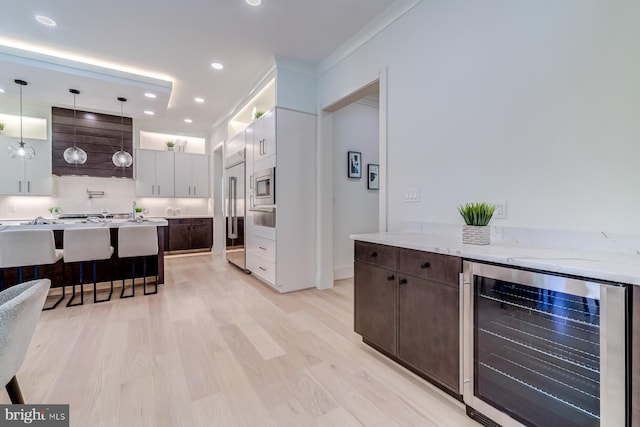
[51, 107, 133, 178]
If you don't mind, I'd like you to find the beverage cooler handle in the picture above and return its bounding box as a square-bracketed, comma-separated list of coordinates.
[228, 176, 238, 239]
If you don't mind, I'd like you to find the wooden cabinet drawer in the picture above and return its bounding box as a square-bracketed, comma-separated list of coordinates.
[191, 218, 212, 226]
[397, 248, 461, 286]
[168, 218, 191, 226]
[354, 241, 397, 270]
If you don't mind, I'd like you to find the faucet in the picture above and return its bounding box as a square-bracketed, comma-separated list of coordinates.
[132, 201, 137, 219]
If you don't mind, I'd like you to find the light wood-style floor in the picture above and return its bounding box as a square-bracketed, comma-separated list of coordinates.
[2, 253, 477, 427]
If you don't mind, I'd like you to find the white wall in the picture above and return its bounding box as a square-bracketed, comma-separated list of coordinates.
[318, 0, 640, 234]
[332, 101, 380, 279]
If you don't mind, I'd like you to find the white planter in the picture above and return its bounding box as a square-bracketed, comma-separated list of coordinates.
[463, 225, 490, 245]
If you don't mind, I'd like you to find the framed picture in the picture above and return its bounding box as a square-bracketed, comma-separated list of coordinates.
[347, 151, 362, 178]
[367, 164, 380, 190]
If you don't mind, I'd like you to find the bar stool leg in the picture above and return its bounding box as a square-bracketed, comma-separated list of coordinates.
[120, 259, 135, 299]
[43, 261, 65, 311]
[67, 262, 85, 307]
[143, 256, 158, 295]
[94, 261, 114, 303]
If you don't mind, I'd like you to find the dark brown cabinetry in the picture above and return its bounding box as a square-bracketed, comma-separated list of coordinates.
[167, 217, 213, 252]
[354, 241, 461, 398]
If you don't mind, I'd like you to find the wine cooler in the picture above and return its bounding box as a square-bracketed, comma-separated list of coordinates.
[462, 261, 628, 427]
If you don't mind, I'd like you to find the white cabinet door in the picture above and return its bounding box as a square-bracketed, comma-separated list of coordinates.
[253, 109, 276, 162]
[155, 151, 175, 197]
[175, 153, 209, 198]
[135, 149, 157, 197]
[0, 137, 51, 195]
[174, 152, 192, 197]
[135, 149, 175, 197]
[191, 154, 209, 197]
[23, 139, 51, 195]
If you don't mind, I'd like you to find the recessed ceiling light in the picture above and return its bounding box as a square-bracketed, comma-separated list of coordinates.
[144, 110, 154, 115]
[194, 97, 204, 103]
[184, 118, 193, 123]
[0, 89, 5, 94]
[35, 15, 57, 27]
[245, 0, 262, 6]
[211, 62, 224, 70]
[144, 92, 157, 99]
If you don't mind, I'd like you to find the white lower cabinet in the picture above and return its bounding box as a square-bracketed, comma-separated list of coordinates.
[247, 252, 276, 285]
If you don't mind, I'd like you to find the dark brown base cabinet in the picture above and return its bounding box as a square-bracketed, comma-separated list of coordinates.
[354, 241, 462, 398]
[167, 218, 213, 252]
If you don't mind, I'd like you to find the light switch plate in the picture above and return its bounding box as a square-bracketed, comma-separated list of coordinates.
[404, 187, 420, 202]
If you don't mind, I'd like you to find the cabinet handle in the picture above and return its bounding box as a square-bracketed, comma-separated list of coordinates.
[399, 278, 408, 285]
[188, 186, 191, 195]
[158, 185, 161, 194]
[263, 139, 267, 154]
[387, 275, 395, 281]
[259, 266, 267, 271]
[27, 181, 31, 193]
[421, 262, 431, 269]
[259, 246, 267, 250]
[370, 252, 378, 257]
[193, 186, 196, 195]
[152, 185, 155, 195]
[18, 181, 22, 193]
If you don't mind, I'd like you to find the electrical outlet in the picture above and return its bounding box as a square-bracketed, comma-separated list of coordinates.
[404, 187, 421, 202]
[493, 200, 506, 219]
[8, 205, 16, 213]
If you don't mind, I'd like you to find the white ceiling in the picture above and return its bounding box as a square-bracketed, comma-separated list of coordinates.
[0, 0, 399, 138]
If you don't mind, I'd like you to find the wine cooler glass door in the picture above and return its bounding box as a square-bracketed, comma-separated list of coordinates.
[462, 261, 627, 427]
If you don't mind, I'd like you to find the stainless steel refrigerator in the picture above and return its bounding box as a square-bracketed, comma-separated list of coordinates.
[225, 150, 246, 270]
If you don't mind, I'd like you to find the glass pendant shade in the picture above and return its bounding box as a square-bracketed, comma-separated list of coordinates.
[64, 88, 88, 165]
[8, 141, 35, 160]
[63, 146, 87, 164]
[113, 96, 132, 167]
[112, 150, 133, 167]
[9, 79, 36, 160]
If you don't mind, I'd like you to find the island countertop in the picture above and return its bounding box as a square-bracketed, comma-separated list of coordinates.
[351, 232, 640, 286]
[0, 217, 168, 231]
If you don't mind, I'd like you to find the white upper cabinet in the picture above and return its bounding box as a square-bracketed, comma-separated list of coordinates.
[251, 109, 276, 162]
[175, 152, 209, 198]
[135, 149, 175, 197]
[0, 136, 52, 196]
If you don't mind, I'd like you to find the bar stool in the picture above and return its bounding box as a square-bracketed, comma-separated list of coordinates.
[0, 230, 64, 310]
[64, 228, 114, 306]
[118, 225, 159, 298]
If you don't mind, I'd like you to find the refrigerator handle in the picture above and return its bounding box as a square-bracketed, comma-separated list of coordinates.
[228, 176, 238, 239]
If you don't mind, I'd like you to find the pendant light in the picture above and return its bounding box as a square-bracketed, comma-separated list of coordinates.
[63, 89, 88, 164]
[112, 97, 132, 167]
[8, 79, 36, 160]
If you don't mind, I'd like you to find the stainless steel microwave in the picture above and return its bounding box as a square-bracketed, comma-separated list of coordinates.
[254, 167, 275, 206]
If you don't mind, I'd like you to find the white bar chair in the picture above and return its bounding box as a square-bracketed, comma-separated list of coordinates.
[64, 227, 114, 306]
[0, 279, 51, 403]
[0, 230, 64, 310]
[118, 225, 159, 298]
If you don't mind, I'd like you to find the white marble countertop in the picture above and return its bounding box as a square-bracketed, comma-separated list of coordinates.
[351, 232, 640, 286]
[0, 217, 168, 230]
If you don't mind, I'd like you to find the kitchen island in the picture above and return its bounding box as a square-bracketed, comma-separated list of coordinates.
[351, 230, 640, 427]
[0, 217, 168, 289]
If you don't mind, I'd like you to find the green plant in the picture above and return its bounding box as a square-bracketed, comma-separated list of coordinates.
[255, 110, 265, 119]
[458, 202, 495, 226]
[135, 207, 143, 213]
[48, 207, 61, 214]
[0, 122, 5, 131]
[166, 141, 175, 148]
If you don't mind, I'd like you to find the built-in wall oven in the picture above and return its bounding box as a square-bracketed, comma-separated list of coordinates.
[462, 261, 628, 427]
[250, 167, 275, 228]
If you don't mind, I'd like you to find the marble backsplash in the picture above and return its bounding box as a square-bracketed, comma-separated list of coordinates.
[0, 175, 211, 219]
[402, 221, 640, 255]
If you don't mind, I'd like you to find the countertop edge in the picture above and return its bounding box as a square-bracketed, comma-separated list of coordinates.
[351, 232, 640, 286]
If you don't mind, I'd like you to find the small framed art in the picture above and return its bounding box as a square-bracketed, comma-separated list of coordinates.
[367, 164, 379, 190]
[347, 151, 362, 178]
